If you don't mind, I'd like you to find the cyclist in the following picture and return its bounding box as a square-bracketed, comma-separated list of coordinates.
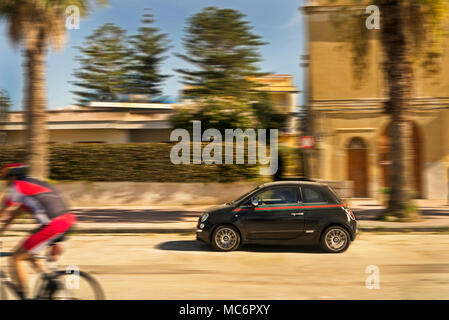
[0, 163, 76, 299]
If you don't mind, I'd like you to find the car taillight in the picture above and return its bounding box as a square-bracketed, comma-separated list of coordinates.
[345, 208, 356, 220]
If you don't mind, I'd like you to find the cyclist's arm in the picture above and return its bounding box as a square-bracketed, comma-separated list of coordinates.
[0, 203, 21, 235]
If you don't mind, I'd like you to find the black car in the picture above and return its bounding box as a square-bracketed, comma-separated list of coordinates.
[196, 181, 357, 253]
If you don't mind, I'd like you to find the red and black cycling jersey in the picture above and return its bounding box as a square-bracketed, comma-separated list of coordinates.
[4, 177, 68, 225]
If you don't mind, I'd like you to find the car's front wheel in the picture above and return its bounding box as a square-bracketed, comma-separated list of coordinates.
[212, 225, 241, 252]
[321, 226, 351, 253]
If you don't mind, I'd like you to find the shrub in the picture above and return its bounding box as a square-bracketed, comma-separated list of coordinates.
[0, 143, 260, 182]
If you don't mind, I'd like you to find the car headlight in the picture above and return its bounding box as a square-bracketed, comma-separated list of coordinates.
[200, 213, 209, 222]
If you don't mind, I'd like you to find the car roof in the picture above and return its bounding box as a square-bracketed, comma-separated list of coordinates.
[259, 181, 327, 188]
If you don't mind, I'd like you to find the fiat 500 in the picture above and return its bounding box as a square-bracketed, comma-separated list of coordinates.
[196, 181, 357, 253]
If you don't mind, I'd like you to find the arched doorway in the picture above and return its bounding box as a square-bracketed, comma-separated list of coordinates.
[379, 122, 422, 198]
[346, 137, 368, 197]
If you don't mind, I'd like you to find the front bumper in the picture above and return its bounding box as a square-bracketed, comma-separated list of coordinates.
[196, 220, 213, 244]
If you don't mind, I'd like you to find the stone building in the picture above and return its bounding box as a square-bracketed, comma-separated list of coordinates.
[302, 0, 449, 199]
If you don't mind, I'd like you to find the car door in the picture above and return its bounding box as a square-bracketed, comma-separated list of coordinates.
[300, 185, 341, 235]
[238, 186, 305, 240]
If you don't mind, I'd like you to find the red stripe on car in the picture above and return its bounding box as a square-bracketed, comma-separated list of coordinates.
[233, 204, 346, 212]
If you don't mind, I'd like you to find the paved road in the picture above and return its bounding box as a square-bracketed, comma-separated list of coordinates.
[1, 233, 449, 299]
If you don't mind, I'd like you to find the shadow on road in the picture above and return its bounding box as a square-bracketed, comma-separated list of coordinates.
[239, 244, 324, 253]
[157, 240, 325, 254]
[157, 240, 213, 252]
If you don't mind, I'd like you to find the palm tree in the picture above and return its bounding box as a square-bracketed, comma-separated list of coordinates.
[332, 0, 449, 220]
[0, 0, 106, 179]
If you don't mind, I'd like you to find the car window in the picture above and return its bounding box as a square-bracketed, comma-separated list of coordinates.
[255, 187, 298, 205]
[327, 186, 343, 204]
[301, 187, 328, 203]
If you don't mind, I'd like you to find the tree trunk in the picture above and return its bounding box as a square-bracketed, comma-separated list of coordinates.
[23, 27, 49, 180]
[380, 0, 419, 220]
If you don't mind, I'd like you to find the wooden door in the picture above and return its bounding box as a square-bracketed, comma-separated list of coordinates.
[347, 138, 368, 197]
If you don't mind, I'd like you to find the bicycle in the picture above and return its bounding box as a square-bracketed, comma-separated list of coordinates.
[0, 252, 105, 300]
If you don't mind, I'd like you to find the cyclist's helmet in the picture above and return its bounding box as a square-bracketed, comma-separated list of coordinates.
[0, 163, 28, 179]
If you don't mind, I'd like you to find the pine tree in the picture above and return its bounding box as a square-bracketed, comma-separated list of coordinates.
[72, 23, 131, 104]
[175, 7, 267, 102]
[127, 10, 171, 99]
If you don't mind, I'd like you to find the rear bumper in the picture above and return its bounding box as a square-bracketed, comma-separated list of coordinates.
[351, 221, 358, 240]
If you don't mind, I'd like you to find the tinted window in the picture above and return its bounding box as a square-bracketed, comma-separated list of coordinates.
[301, 187, 328, 203]
[255, 187, 298, 205]
[327, 186, 343, 204]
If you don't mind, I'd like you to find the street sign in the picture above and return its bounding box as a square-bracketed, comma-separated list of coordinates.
[300, 136, 315, 149]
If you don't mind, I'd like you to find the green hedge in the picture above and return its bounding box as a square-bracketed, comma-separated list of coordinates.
[0, 143, 261, 182]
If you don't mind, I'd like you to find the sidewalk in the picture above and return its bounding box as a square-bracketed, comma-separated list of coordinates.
[350, 199, 449, 232]
[6, 200, 449, 234]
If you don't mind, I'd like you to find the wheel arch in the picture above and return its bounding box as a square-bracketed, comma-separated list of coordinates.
[320, 223, 354, 242]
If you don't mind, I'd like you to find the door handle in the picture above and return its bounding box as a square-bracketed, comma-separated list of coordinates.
[291, 212, 304, 216]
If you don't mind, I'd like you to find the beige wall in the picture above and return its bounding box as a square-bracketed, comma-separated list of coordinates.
[5, 129, 173, 145]
[6, 109, 172, 123]
[4, 129, 176, 145]
[50, 129, 129, 144]
[5, 131, 24, 145]
[129, 129, 171, 142]
[307, 9, 383, 100]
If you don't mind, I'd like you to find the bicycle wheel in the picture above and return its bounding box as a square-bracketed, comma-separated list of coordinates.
[34, 270, 105, 300]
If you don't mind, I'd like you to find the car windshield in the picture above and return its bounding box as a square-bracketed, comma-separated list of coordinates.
[229, 186, 261, 205]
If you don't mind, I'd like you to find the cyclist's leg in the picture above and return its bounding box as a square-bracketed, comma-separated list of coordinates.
[9, 246, 33, 298]
[28, 254, 45, 274]
[48, 236, 65, 262]
[10, 215, 74, 297]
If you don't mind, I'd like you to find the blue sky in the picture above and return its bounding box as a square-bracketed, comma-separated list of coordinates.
[0, 0, 305, 110]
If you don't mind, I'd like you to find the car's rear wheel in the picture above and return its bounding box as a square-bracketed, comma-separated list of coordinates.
[321, 226, 350, 253]
[212, 225, 241, 252]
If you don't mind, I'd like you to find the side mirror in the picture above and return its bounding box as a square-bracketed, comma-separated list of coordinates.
[251, 197, 260, 207]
